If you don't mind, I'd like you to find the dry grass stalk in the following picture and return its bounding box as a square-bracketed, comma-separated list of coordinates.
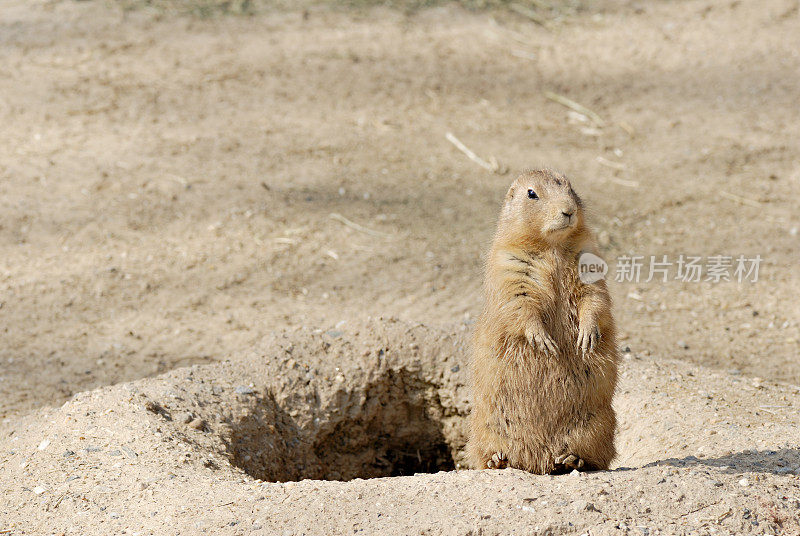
[608, 177, 640, 188]
[545, 91, 605, 127]
[720, 190, 761, 208]
[446, 132, 504, 174]
[329, 213, 391, 238]
[596, 156, 627, 170]
[509, 3, 549, 27]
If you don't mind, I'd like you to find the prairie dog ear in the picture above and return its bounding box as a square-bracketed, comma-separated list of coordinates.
[504, 185, 516, 203]
[500, 185, 517, 220]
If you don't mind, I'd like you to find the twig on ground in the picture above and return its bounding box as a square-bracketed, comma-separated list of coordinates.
[681, 499, 721, 517]
[596, 156, 627, 170]
[618, 121, 636, 136]
[49, 493, 67, 511]
[617, 446, 643, 466]
[445, 132, 505, 174]
[509, 3, 549, 27]
[510, 49, 537, 60]
[720, 190, 761, 208]
[165, 173, 189, 186]
[487, 17, 538, 47]
[608, 177, 640, 188]
[716, 508, 733, 522]
[329, 213, 391, 238]
[545, 91, 605, 127]
[404, 322, 426, 335]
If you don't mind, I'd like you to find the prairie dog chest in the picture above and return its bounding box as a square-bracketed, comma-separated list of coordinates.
[500, 250, 580, 306]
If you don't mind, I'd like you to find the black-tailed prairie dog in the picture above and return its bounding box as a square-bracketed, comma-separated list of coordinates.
[467, 169, 619, 474]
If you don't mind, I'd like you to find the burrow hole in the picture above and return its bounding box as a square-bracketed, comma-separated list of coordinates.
[225, 369, 459, 482]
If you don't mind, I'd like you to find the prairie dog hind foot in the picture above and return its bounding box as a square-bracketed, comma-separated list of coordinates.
[554, 453, 585, 472]
[486, 452, 508, 469]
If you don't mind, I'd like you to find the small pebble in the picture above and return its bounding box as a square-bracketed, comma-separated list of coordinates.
[738, 478, 750, 487]
[37, 439, 50, 451]
[573, 500, 598, 513]
[235, 386, 255, 395]
[189, 418, 206, 431]
[33, 486, 46, 495]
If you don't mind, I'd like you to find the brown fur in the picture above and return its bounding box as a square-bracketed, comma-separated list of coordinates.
[467, 169, 619, 474]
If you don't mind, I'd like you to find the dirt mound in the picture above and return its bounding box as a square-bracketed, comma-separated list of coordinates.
[216, 319, 470, 481]
[52, 318, 472, 483]
[3, 319, 800, 534]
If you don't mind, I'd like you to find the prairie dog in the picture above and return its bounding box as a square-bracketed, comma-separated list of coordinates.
[467, 169, 619, 474]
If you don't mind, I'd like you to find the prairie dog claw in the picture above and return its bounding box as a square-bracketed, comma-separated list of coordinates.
[555, 453, 585, 470]
[486, 452, 508, 469]
[577, 323, 601, 354]
[526, 324, 558, 355]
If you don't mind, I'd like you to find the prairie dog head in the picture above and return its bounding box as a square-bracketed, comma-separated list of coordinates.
[498, 169, 586, 248]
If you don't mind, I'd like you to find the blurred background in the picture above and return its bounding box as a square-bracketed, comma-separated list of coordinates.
[0, 0, 798, 419]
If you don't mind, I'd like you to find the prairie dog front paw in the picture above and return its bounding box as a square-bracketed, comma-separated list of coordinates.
[526, 322, 557, 355]
[576, 321, 601, 354]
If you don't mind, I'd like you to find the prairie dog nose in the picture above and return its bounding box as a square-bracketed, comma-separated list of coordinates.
[561, 209, 574, 219]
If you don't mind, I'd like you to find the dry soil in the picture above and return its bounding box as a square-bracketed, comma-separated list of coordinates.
[1, 0, 799, 534]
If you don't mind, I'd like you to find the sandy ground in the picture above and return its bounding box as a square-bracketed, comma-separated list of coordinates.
[1, 0, 799, 533]
[3, 320, 800, 534]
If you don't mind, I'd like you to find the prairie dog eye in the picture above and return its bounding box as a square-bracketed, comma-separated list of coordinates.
[527, 189, 538, 200]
